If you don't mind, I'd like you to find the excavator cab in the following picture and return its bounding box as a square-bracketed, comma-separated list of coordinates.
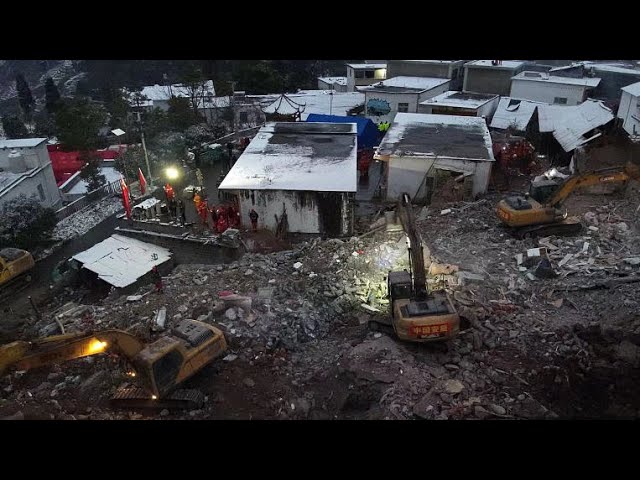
[529, 178, 562, 204]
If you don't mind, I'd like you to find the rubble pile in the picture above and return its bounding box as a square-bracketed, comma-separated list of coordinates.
[52, 196, 123, 242]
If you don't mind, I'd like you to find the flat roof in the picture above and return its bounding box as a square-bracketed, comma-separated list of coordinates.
[360, 76, 450, 93]
[622, 81, 640, 96]
[318, 76, 347, 85]
[396, 60, 463, 64]
[251, 91, 365, 120]
[420, 90, 498, 109]
[0, 138, 47, 149]
[219, 122, 358, 192]
[346, 63, 387, 69]
[466, 60, 525, 70]
[377, 113, 494, 161]
[72, 234, 172, 288]
[490, 97, 547, 131]
[512, 71, 601, 87]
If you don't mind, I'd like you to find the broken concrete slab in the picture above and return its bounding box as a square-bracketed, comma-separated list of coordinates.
[456, 271, 485, 285]
[440, 209, 452, 216]
[623, 258, 640, 266]
[443, 379, 465, 395]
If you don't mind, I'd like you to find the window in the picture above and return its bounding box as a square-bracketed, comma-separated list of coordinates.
[451, 68, 458, 79]
[398, 103, 409, 113]
[37, 184, 45, 201]
[355, 70, 365, 79]
[365, 70, 375, 79]
[553, 97, 568, 105]
[239, 111, 248, 123]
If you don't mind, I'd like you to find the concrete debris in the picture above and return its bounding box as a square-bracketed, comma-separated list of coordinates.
[127, 295, 143, 302]
[293, 262, 303, 270]
[52, 196, 122, 242]
[153, 307, 167, 331]
[223, 354, 238, 362]
[440, 209, 452, 216]
[443, 379, 465, 395]
[456, 271, 485, 285]
[623, 258, 640, 266]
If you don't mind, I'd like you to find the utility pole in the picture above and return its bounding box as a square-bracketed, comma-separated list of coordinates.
[136, 111, 153, 187]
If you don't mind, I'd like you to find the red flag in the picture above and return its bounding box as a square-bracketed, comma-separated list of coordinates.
[138, 168, 147, 195]
[120, 177, 132, 220]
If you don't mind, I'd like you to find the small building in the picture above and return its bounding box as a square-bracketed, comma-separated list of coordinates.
[317, 77, 348, 92]
[490, 97, 547, 133]
[218, 122, 358, 236]
[376, 113, 495, 203]
[58, 163, 122, 202]
[251, 91, 365, 120]
[418, 91, 499, 120]
[72, 234, 172, 292]
[586, 63, 640, 109]
[346, 63, 387, 92]
[359, 76, 451, 123]
[387, 60, 466, 90]
[127, 80, 216, 111]
[463, 60, 526, 96]
[510, 71, 601, 106]
[0, 138, 62, 209]
[616, 81, 640, 138]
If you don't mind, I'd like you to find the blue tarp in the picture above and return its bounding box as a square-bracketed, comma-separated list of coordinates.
[305, 114, 379, 149]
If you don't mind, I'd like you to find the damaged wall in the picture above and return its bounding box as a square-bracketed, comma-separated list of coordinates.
[386, 156, 493, 202]
[236, 189, 353, 236]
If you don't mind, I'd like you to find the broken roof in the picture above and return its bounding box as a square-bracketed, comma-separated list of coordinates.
[318, 76, 347, 86]
[466, 60, 525, 70]
[218, 122, 357, 192]
[420, 91, 498, 109]
[490, 97, 547, 131]
[360, 76, 450, 93]
[622, 81, 640, 96]
[0, 138, 47, 149]
[537, 99, 615, 152]
[512, 71, 601, 87]
[72, 234, 171, 288]
[377, 113, 494, 161]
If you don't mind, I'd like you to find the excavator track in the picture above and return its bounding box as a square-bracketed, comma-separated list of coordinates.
[514, 217, 583, 239]
[367, 316, 396, 338]
[0, 274, 33, 305]
[110, 386, 205, 410]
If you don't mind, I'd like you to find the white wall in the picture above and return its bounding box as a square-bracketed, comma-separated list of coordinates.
[417, 82, 451, 103]
[510, 80, 586, 106]
[237, 190, 320, 233]
[478, 96, 500, 121]
[0, 142, 50, 169]
[386, 155, 493, 201]
[0, 163, 62, 209]
[618, 90, 640, 136]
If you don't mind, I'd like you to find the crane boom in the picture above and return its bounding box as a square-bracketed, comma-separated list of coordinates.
[396, 193, 427, 300]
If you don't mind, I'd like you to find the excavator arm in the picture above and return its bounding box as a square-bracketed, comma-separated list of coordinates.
[0, 330, 145, 377]
[546, 162, 640, 208]
[397, 193, 428, 300]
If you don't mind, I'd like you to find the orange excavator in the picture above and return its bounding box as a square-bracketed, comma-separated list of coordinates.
[0, 319, 227, 409]
[496, 162, 640, 238]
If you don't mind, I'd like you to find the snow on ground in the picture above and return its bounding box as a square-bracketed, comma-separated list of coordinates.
[52, 196, 123, 242]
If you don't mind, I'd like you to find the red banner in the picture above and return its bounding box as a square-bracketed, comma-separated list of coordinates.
[120, 177, 131, 220]
[138, 168, 147, 195]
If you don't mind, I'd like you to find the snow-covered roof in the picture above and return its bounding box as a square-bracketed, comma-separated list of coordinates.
[318, 76, 347, 86]
[126, 80, 216, 106]
[346, 63, 387, 69]
[589, 63, 640, 75]
[512, 71, 601, 87]
[65, 166, 123, 195]
[0, 138, 47, 149]
[251, 91, 364, 120]
[398, 60, 463, 64]
[621, 81, 640, 97]
[490, 97, 547, 131]
[219, 122, 358, 192]
[537, 99, 615, 152]
[360, 76, 450, 93]
[420, 91, 498, 109]
[466, 60, 525, 70]
[377, 113, 494, 161]
[72, 234, 171, 288]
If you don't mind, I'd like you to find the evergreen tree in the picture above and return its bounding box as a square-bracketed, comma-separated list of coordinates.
[0, 194, 57, 250]
[16, 73, 35, 119]
[54, 97, 108, 150]
[1, 115, 29, 139]
[44, 77, 61, 113]
[79, 152, 107, 191]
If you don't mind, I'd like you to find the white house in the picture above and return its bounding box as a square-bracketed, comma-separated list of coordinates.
[387, 60, 466, 90]
[617, 81, 640, 138]
[490, 97, 547, 133]
[218, 122, 358, 236]
[0, 138, 62, 209]
[463, 60, 526, 96]
[317, 77, 348, 92]
[127, 80, 216, 111]
[418, 91, 500, 120]
[376, 113, 495, 202]
[346, 63, 387, 92]
[510, 71, 601, 106]
[359, 76, 451, 123]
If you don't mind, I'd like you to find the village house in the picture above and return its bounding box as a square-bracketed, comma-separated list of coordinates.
[346, 63, 387, 92]
[510, 71, 601, 106]
[387, 60, 466, 90]
[254, 91, 365, 120]
[587, 63, 640, 109]
[418, 91, 499, 120]
[489, 97, 547, 133]
[359, 76, 451, 123]
[376, 113, 495, 204]
[127, 80, 216, 111]
[218, 122, 357, 236]
[317, 77, 348, 92]
[463, 60, 526, 96]
[0, 138, 61, 209]
[616, 81, 640, 138]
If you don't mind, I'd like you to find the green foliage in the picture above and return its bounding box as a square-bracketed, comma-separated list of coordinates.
[167, 97, 201, 131]
[114, 145, 146, 182]
[15, 73, 35, 119]
[33, 110, 57, 137]
[234, 61, 284, 94]
[79, 152, 106, 191]
[54, 97, 108, 150]
[1, 115, 29, 139]
[215, 80, 234, 96]
[44, 77, 62, 114]
[0, 194, 57, 250]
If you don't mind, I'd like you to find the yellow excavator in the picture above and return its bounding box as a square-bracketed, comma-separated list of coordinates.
[0, 319, 228, 409]
[496, 162, 640, 238]
[0, 248, 35, 301]
[369, 193, 460, 342]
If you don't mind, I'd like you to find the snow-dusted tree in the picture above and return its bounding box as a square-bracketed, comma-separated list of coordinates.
[1, 115, 29, 139]
[0, 194, 57, 250]
[44, 77, 62, 114]
[16, 73, 35, 120]
[79, 152, 107, 192]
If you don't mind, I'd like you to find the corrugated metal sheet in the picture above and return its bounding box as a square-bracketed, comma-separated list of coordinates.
[537, 99, 614, 152]
[72, 234, 171, 288]
[622, 81, 640, 97]
[490, 97, 546, 131]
